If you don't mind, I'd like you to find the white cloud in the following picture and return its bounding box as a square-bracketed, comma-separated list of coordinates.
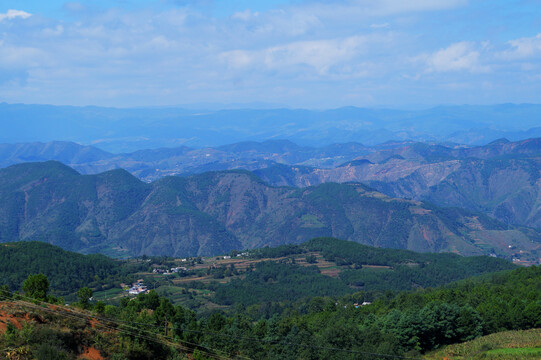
[240, 10, 321, 38]
[0, 0, 538, 107]
[42, 25, 64, 37]
[0, 45, 48, 69]
[231, 9, 258, 21]
[377, 0, 467, 12]
[357, 0, 467, 16]
[424, 42, 490, 73]
[264, 36, 366, 73]
[221, 34, 391, 77]
[502, 33, 541, 59]
[0, 9, 32, 22]
[295, 0, 467, 21]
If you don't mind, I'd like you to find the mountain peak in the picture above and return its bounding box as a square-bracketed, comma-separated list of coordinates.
[488, 138, 511, 145]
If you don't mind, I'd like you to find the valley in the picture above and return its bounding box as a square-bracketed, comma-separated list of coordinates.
[0, 239, 539, 359]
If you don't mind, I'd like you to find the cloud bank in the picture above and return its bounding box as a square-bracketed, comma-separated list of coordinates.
[0, 1, 539, 107]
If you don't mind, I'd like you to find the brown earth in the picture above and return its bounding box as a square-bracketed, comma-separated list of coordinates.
[78, 347, 104, 360]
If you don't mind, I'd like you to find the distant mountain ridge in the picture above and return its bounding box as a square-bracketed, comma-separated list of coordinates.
[0, 161, 539, 260]
[0, 141, 115, 168]
[1, 137, 538, 178]
[1, 103, 541, 152]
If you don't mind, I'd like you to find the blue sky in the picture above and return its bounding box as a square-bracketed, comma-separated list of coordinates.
[0, 0, 540, 108]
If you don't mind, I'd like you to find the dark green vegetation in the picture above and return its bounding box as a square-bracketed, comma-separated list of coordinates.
[306, 237, 516, 290]
[0, 161, 539, 258]
[212, 261, 355, 306]
[208, 238, 515, 306]
[2, 257, 540, 359]
[0, 242, 146, 297]
[0, 238, 516, 311]
[137, 263, 541, 358]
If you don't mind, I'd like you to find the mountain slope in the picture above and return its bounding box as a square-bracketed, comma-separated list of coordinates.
[0, 161, 240, 257]
[0, 138, 539, 230]
[254, 138, 541, 229]
[0, 161, 539, 259]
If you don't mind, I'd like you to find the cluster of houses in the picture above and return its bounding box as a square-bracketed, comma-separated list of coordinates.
[222, 252, 248, 260]
[121, 280, 149, 295]
[152, 266, 188, 275]
[353, 301, 371, 308]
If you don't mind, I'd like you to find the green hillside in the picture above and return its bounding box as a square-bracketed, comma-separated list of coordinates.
[0, 241, 143, 296]
[209, 238, 516, 306]
[0, 238, 538, 360]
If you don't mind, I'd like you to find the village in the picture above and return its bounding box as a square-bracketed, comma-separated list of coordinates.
[118, 253, 250, 297]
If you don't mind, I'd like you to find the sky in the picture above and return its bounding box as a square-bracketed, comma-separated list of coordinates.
[0, 0, 540, 108]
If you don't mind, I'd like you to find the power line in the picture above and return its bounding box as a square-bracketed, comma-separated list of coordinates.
[1, 293, 235, 360]
[1, 289, 423, 359]
[96, 316, 423, 359]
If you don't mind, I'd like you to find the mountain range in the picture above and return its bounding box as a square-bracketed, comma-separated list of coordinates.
[1, 103, 541, 152]
[0, 137, 539, 231]
[255, 138, 541, 229]
[0, 161, 539, 260]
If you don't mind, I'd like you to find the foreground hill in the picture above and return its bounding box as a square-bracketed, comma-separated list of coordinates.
[426, 329, 541, 359]
[0, 241, 147, 296]
[0, 161, 539, 258]
[0, 238, 515, 309]
[0, 250, 539, 359]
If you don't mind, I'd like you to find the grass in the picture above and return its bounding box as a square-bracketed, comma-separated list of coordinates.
[300, 214, 325, 228]
[485, 347, 541, 357]
[425, 328, 541, 359]
[92, 288, 124, 303]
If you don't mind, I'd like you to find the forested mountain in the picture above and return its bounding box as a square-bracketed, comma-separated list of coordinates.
[0, 161, 539, 259]
[0, 138, 539, 232]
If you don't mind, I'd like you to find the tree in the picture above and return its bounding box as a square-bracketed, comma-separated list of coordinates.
[95, 301, 106, 314]
[22, 274, 49, 301]
[0, 284, 11, 300]
[77, 287, 93, 309]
